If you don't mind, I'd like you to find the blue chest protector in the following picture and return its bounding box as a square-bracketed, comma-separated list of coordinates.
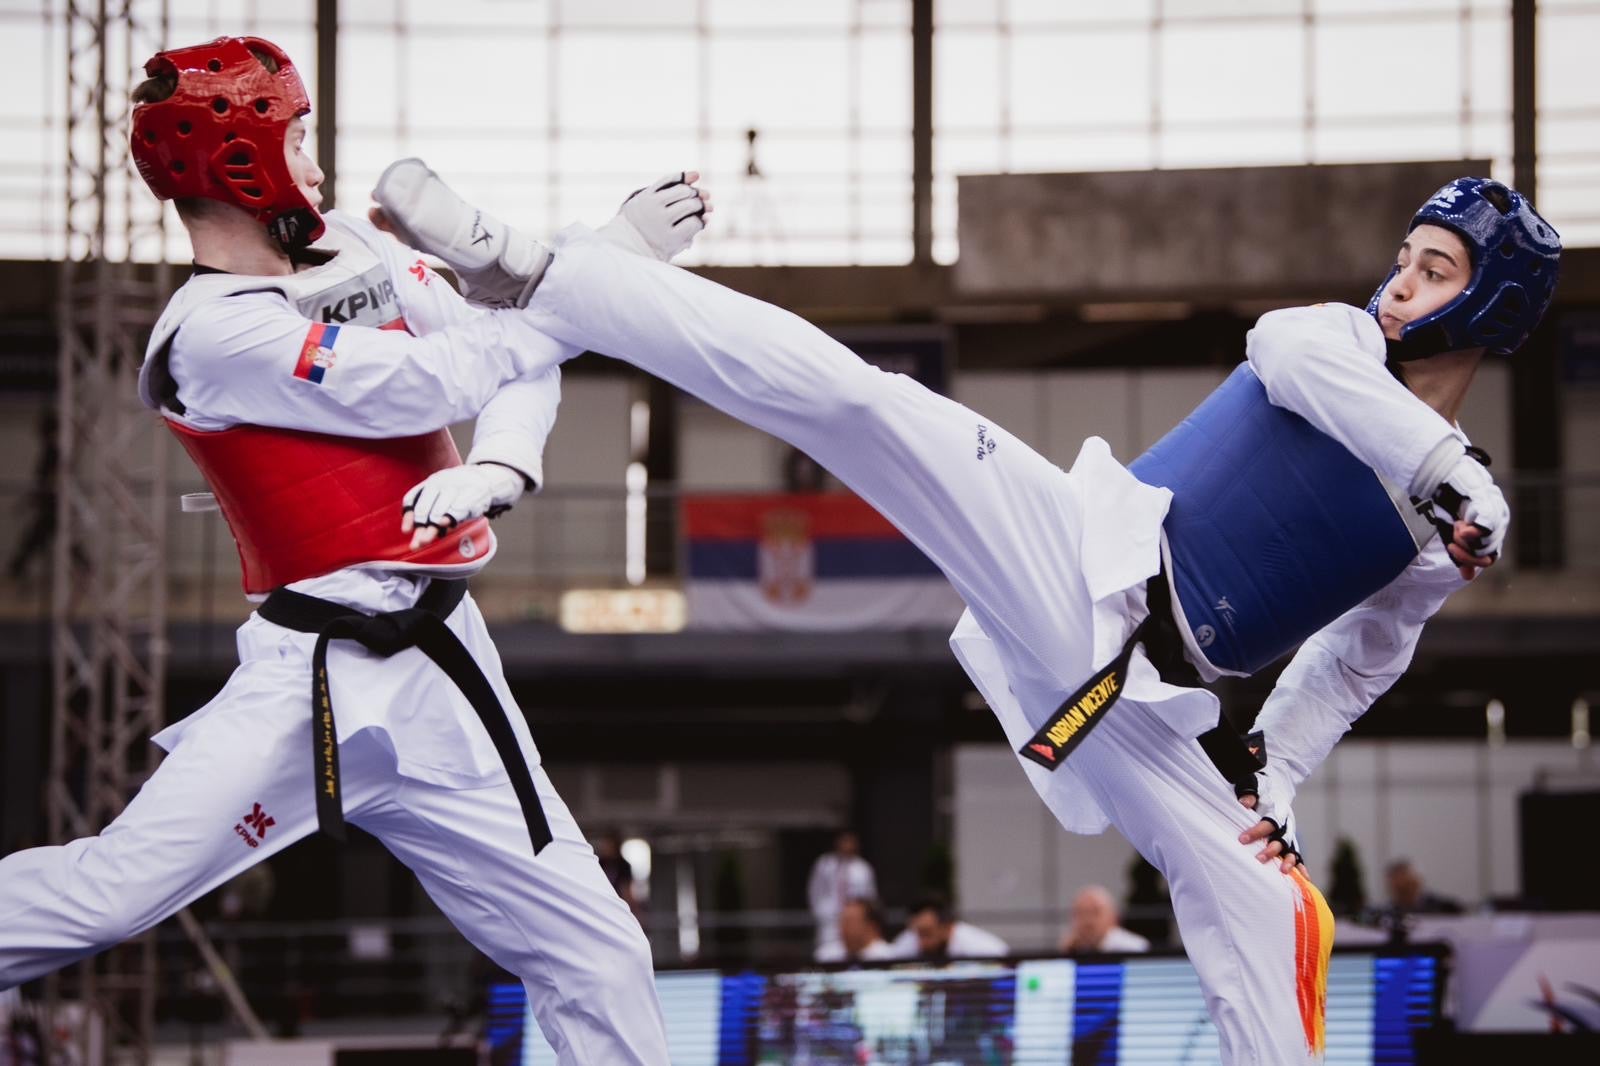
[1128, 364, 1436, 676]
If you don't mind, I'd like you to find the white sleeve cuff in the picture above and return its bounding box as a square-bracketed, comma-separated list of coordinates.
[467, 436, 543, 492]
[1406, 435, 1464, 500]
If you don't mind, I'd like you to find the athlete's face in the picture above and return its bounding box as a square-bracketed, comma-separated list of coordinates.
[1375, 224, 1473, 341]
[284, 117, 325, 208]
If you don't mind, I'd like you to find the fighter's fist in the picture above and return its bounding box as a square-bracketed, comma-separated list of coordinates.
[598, 171, 710, 262]
[1236, 764, 1304, 874]
[1430, 450, 1508, 578]
[401, 462, 526, 550]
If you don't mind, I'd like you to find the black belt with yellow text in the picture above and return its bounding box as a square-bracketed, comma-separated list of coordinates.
[1018, 566, 1198, 771]
[1018, 614, 1152, 770]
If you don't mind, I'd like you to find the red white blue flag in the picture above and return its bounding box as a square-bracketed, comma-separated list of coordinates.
[681, 493, 963, 631]
[293, 322, 340, 384]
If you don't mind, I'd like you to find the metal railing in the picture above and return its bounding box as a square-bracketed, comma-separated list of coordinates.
[143, 904, 1176, 1032]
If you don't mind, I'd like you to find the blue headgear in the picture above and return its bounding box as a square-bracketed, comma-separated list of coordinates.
[1367, 177, 1560, 360]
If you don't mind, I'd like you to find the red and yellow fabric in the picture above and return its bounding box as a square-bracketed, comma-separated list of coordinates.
[1290, 866, 1335, 1057]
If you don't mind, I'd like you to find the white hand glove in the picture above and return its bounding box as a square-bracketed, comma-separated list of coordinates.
[1431, 451, 1509, 559]
[402, 463, 526, 549]
[598, 172, 708, 261]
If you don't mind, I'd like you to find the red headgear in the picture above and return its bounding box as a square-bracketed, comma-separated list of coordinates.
[131, 36, 324, 248]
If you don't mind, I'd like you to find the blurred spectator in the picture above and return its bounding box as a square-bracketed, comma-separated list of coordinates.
[3, 984, 44, 1066]
[807, 830, 878, 958]
[815, 897, 896, 963]
[595, 829, 637, 911]
[1382, 859, 1463, 917]
[1059, 885, 1151, 955]
[891, 894, 1008, 960]
[1366, 859, 1463, 939]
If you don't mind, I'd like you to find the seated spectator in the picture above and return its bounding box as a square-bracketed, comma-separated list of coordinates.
[891, 894, 1008, 960]
[1059, 884, 1151, 955]
[815, 897, 897, 963]
[1384, 859, 1463, 916]
[1367, 859, 1464, 938]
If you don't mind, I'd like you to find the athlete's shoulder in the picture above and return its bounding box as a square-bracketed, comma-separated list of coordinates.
[142, 277, 289, 402]
[1250, 302, 1386, 359]
[140, 283, 298, 413]
[165, 285, 300, 364]
[172, 276, 294, 328]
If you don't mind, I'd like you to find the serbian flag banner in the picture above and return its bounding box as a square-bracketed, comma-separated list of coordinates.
[681, 493, 964, 631]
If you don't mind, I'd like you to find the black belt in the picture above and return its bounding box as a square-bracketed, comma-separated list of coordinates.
[1016, 566, 1266, 785]
[1019, 567, 1200, 771]
[1018, 561, 1233, 771]
[257, 579, 553, 855]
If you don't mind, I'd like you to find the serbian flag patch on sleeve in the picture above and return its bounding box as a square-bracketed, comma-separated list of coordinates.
[293, 323, 340, 384]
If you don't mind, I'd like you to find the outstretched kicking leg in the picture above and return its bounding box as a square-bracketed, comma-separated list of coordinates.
[373, 163, 1171, 703]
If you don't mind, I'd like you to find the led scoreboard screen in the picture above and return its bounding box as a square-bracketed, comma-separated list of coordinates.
[488, 946, 1443, 1065]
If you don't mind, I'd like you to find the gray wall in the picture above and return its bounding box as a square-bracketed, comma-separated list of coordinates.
[955, 738, 1600, 955]
[955, 161, 1491, 300]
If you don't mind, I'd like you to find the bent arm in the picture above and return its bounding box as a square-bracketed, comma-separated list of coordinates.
[1245, 303, 1462, 498]
[168, 290, 572, 437]
[337, 210, 574, 485]
[467, 367, 562, 489]
[1253, 546, 1461, 796]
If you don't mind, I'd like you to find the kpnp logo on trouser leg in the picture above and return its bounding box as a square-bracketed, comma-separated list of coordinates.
[234, 802, 276, 849]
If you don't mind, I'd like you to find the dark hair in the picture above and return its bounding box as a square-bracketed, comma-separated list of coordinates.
[845, 897, 884, 932]
[131, 71, 176, 104]
[909, 893, 954, 925]
[131, 45, 279, 105]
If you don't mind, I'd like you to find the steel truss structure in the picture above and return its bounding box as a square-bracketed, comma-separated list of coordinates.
[50, 1, 171, 1061]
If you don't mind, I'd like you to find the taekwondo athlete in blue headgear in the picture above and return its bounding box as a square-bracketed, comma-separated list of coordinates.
[1133, 177, 1561, 681]
[1122, 177, 1559, 891]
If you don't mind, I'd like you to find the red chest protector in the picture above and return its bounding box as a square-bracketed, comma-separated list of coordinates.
[146, 214, 495, 594]
[169, 420, 493, 594]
